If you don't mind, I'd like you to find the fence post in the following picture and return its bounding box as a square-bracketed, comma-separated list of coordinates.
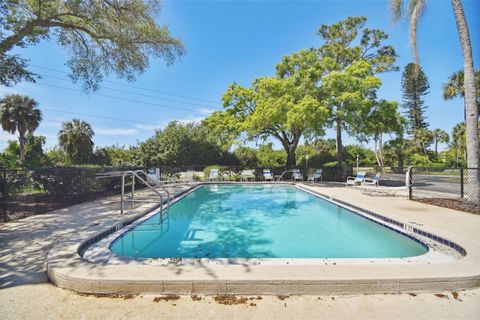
[460, 168, 464, 198]
[2, 170, 7, 222]
[407, 166, 413, 200]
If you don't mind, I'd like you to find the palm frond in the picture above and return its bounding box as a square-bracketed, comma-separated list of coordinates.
[390, 0, 404, 23]
[408, 0, 426, 68]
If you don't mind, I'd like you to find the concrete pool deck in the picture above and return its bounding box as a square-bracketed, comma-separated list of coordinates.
[43, 182, 480, 295]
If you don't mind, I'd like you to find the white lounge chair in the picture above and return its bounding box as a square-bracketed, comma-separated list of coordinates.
[208, 169, 220, 181]
[240, 169, 255, 181]
[292, 169, 303, 181]
[308, 169, 323, 182]
[146, 168, 161, 185]
[362, 173, 381, 187]
[263, 169, 273, 181]
[346, 171, 366, 186]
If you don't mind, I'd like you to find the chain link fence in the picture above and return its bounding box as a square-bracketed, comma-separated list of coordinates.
[410, 167, 480, 214]
[0, 167, 146, 222]
[0, 165, 352, 222]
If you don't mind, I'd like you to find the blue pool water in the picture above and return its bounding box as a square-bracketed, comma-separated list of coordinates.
[110, 184, 427, 259]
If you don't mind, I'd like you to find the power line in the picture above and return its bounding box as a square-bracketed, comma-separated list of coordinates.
[29, 64, 220, 105]
[42, 107, 163, 127]
[35, 82, 202, 112]
[39, 74, 218, 109]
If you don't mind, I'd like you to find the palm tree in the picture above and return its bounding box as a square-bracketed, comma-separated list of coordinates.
[58, 119, 94, 164]
[392, 0, 479, 202]
[432, 129, 450, 160]
[442, 69, 480, 121]
[0, 94, 42, 162]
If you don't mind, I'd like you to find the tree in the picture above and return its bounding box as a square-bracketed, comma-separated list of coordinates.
[0, 0, 184, 90]
[384, 136, 411, 170]
[58, 119, 94, 164]
[401, 63, 430, 133]
[413, 128, 433, 158]
[363, 100, 405, 169]
[442, 69, 480, 121]
[0, 94, 42, 162]
[135, 121, 225, 167]
[4, 134, 47, 168]
[276, 17, 397, 167]
[392, 0, 479, 201]
[432, 129, 450, 160]
[205, 76, 328, 168]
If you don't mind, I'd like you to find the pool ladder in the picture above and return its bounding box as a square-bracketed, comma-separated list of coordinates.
[121, 170, 171, 222]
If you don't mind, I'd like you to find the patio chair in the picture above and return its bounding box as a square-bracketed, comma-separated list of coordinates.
[263, 169, 274, 181]
[240, 169, 255, 181]
[362, 172, 381, 187]
[346, 171, 366, 187]
[184, 170, 196, 183]
[146, 168, 161, 185]
[292, 168, 303, 181]
[208, 168, 220, 181]
[308, 169, 323, 183]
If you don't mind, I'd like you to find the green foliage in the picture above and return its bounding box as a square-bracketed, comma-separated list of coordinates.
[344, 145, 377, 166]
[442, 69, 480, 116]
[91, 145, 138, 167]
[255, 143, 286, 167]
[58, 119, 94, 164]
[276, 17, 397, 166]
[45, 147, 70, 167]
[0, 0, 184, 90]
[135, 121, 226, 167]
[0, 94, 42, 161]
[401, 63, 430, 133]
[2, 134, 47, 168]
[233, 146, 258, 168]
[206, 76, 328, 167]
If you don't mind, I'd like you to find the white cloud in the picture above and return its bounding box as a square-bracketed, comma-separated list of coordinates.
[197, 108, 217, 116]
[95, 127, 139, 136]
[0, 131, 16, 142]
[134, 123, 163, 131]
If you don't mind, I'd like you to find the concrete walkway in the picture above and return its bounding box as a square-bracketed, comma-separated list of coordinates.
[1, 182, 479, 319]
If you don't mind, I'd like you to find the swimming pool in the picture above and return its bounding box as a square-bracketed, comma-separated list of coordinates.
[110, 184, 427, 259]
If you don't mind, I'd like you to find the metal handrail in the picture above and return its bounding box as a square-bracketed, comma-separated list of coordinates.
[121, 170, 164, 216]
[275, 170, 292, 181]
[134, 170, 172, 213]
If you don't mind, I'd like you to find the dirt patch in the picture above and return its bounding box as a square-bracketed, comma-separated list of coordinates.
[277, 295, 289, 300]
[153, 295, 181, 302]
[434, 293, 449, 299]
[451, 292, 462, 301]
[77, 293, 136, 299]
[214, 295, 249, 305]
[249, 296, 262, 300]
[408, 293, 417, 297]
[414, 198, 480, 215]
[191, 295, 202, 301]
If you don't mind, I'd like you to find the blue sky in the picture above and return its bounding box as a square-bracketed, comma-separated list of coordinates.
[1, 0, 479, 152]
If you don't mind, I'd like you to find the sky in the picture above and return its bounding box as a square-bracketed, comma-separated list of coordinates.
[1, 0, 479, 152]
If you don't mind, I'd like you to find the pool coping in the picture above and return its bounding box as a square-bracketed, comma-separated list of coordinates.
[47, 182, 480, 295]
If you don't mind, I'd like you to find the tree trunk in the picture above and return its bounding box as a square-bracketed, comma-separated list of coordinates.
[451, 0, 480, 202]
[283, 143, 297, 169]
[19, 132, 26, 162]
[397, 152, 404, 172]
[434, 140, 439, 159]
[335, 116, 344, 167]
